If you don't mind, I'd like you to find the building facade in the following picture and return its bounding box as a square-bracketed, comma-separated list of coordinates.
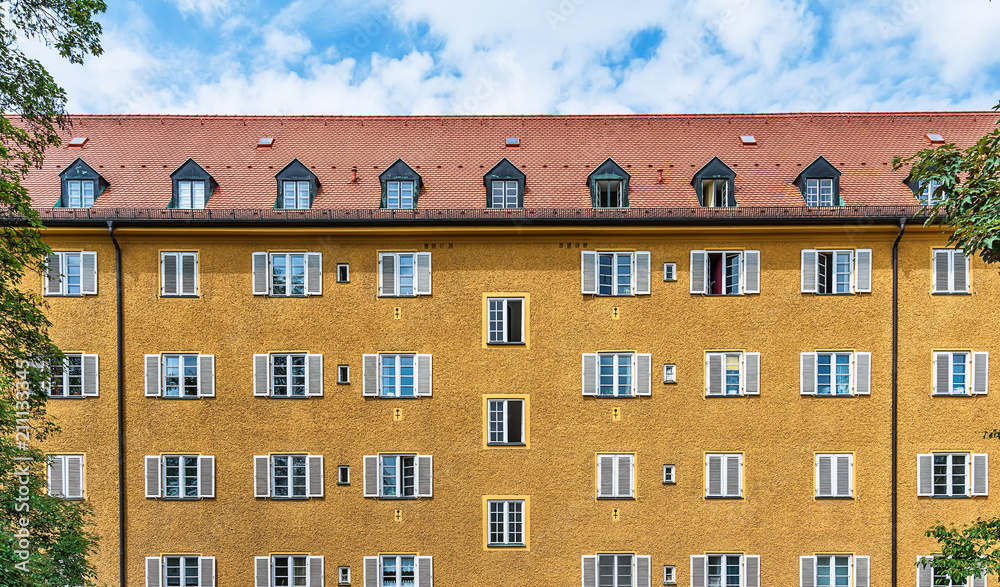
[26, 112, 999, 587]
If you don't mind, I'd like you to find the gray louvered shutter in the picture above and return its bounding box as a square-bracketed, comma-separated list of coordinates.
[415, 354, 432, 397]
[252, 252, 269, 295]
[199, 456, 215, 498]
[690, 556, 706, 587]
[379, 253, 395, 296]
[82, 354, 99, 396]
[307, 556, 324, 587]
[744, 250, 760, 294]
[801, 353, 816, 395]
[836, 454, 852, 497]
[416, 455, 433, 497]
[690, 250, 707, 294]
[181, 253, 197, 296]
[582, 556, 598, 587]
[199, 557, 215, 587]
[363, 455, 379, 497]
[635, 353, 651, 396]
[363, 557, 379, 587]
[48, 456, 64, 497]
[581, 251, 598, 294]
[255, 556, 270, 587]
[307, 455, 324, 497]
[582, 354, 599, 396]
[854, 555, 869, 587]
[744, 555, 760, 587]
[598, 455, 615, 498]
[362, 354, 379, 397]
[306, 354, 323, 397]
[415, 556, 432, 587]
[933, 352, 950, 395]
[854, 352, 871, 395]
[306, 252, 322, 295]
[973, 352, 989, 395]
[618, 455, 633, 498]
[145, 355, 160, 397]
[44, 253, 61, 295]
[81, 251, 97, 294]
[146, 556, 162, 587]
[972, 453, 988, 496]
[634, 251, 651, 295]
[706, 353, 723, 396]
[744, 352, 760, 396]
[855, 249, 872, 292]
[415, 252, 432, 295]
[916, 557, 933, 587]
[917, 454, 933, 496]
[801, 249, 818, 293]
[954, 249, 969, 293]
[972, 571, 986, 587]
[933, 250, 950, 293]
[162, 253, 178, 296]
[800, 556, 816, 587]
[253, 354, 270, 396]
[726, 454, 742, 497]
[197, 355, 215, 397]
[145, 455, 160, 498]
[706, 455, 722, 497]
[817, 455, 832, 497]
[254, 455, 270, 498]
[65, 455, 83, 499]
[635, 555, 651, 587]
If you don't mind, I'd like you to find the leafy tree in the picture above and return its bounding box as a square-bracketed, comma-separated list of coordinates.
[0, 1, 106, 586]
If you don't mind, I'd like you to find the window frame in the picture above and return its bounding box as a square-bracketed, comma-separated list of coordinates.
[272, 554, 309, 587]
[338, 465, 350, 485]
[663, 565, 676, 585]
[918, 178, 947, 206]
[66, 179, 96, 208]
[933, 452, 969, 498]
[253, 454, 323, 499]
[337, 365, 350, 385]
[44, 251, 98, 297]
[490, 180, 520, 208]
[581, 250, 651, 297]
[800, 351, 871, 397]
[379, 454, 417, 498]
[362, 453, 433, 499]
[704, 453, 743, 499]
[663, 364, 676, 384]
[597, 553, 635, 587]
[162, 555, 202, 587]
[385, 180, 415, 209]
[935, 351, 971, 396]
[487, 297, 525, 344]
[587, 158, 630, 209]
[160, 251, 199, 297]
[663, 464, 675, 484]
[704, 351, 760, 397]
[48, 353, 99, 398]
[487, 499, 525, 547]
[47, 454, 85, 499]
[336, 263, 350, 283]
[270, 252, 308, 297]
[806, 178, 835, 206]
[271, 454, 310, 500]
[339, 566, 351, 585]
[596, 453, 635, 499]
[487, 398, 525, 446]
[175, 179, 207, 209]
[801, 248, 872, 295]
[362, 353, 432, 398]
[281, 180, 312, 210]
[379, 555, 416, 587]
[689, 250, 760, 296]
[663, 262, 676, 282]
[378, 251, 432, 297]
[814, 453, 854, 499]
[932, 248, 971, 294]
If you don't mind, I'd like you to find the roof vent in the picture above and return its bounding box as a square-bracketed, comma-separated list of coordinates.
[68, 137, 88, 148]
[506, 137, 520, 147]
[926, 133, 945, 144]
[740, 135, 757, 146]
[258, 137, 275, 148]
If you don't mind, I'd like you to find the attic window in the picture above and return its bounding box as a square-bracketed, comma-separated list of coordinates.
[68, 137, 88, 148]
[258, 137, 275, 148]
[739, 135, 756, 146]
[926, 133, 945, 144]
[506, 137, 520, 147]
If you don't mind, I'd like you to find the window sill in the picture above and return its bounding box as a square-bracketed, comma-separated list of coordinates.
[705, 496, 743, 500]
[487, 543, 526, 548]
[48, 395, 87, 399]
[596, 496, 635, 500]
[810, 394, 856, 398]
[378, 496, 418, 500]
[269, 496, 311, 500]
[336, 482, 350, 486]
[487, 443, 526, 447]
[268, 395, 311, 399]
[378, 295, 420, 298]
[378, 396, 420, 400]
[159, 294, 200, 298]
[159, 396, 202, 400]
[44, 294, 85, 298]
[927, 495, 973, 499]
[487, 342, 526, 346]
[596, 394, 634, 398]
[814, 496, 854, 500]
[932, 393, 973, 397]
[931, 292, 972, 296]
[705, 394, 745, 398]
[662, 481, 676, 485]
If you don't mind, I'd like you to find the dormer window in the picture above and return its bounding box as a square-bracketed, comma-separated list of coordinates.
[67, 179, 95, 208]
[379, 159, 422, 210]
[483, 158, 525, 209]
[919, 179, 946, 205]
[587, 158, 630, 209]
[795, 156, 842, 207]
[692, 157, 737, 208]
[170, 158, 216, 209]
[275, 159, 318, 210]
[58, 158, 107, 209]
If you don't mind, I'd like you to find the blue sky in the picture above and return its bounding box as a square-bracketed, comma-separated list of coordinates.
[26, 0, 1000, 115]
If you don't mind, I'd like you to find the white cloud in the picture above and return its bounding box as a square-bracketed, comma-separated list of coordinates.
[171, 0, 238, 22]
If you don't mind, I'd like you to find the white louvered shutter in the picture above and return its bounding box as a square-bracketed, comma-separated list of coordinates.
[44, 253, 62, 295]
[836, 454, 853, 497]
[801, 353, 817, 395]
[726, 454, 742, 497]
[379, 253, 395, 296]
[415, 354, 432, 397]
[581, 251, 598, 295]
[306, 354, 323, 397]
[635, 555, 651, 587]
[917, 454, 933, 496]
[252, 252, 269, 295]
[82, 354, 99, 396]
[199, 557, 215, 587]
[415, 252, 432, 295]
[853, 555, 870, 587]
[180, 253, 197, 296]
[582, 354, 599, 396]
[255, 556, 270, 587]
[973, 352, 989, 395]
[744, 250, 760, 294]
[305, 252, 323, 295]
[582, 556, 598, 587]
[635, 353, 652, 396]
[744, 555, 760, 587]
[416, 455, 433, 497]
[199, 456, 215, 498]
[197, 354, 215, 397]
[817, 455, 833, 498]
[954, 249, 970, 293]
[307, 556, 324, 587]
[146, 556, 162, 587]
[363, 557, 379, 587]
[145, 354, 161, 397]
[362, 355, 379, 397]
[744, 352, 760, 396]
[254, 455, 270, 498]
[81, 251, 97, 295]
[854, 352, 871, 395]
[415, 556, 433, 587]
[916, 556, 933, 587]
[690, 250, 708, 294]
[801, 249, 818, 293]
[363, 455, 379, 497]
[972, 453, 989, 496]
[253, 354, 270, 396]
[706, 455, 722, 497]
[933, 250, 951, 293]
[145, 456, 160, 498]
[690, 556, 707, 587]
[972, 572, 986, 587]
[65, 455, 84, 499]
[597, 455, 615, 498]
[933, 352, 950, 395]
[618, 455, 634, 498]
[855, 249, 872, 292]
[48, 456, 64, 497]
[800, 556, 816, 587]
[307, 455, 324, 498]
[706, 353, 723, 396]
[162, 253, 178, 296]
[634, 251, 651, 295]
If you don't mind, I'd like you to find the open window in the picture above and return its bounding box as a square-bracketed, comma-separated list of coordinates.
[690, 250, 760, 295]
[170, 158, 216, 209]
[379, 159, 422, 209]
[58, 158, 108, 208]
[275, 159, 318, 209]
[795, 156, 842, 206]
[587, 158, 630, 209]
[692, 157, 736, 208]
[484, 158, 525, 208]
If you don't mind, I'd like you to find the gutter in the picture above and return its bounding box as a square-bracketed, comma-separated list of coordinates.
[891, 217, 906, 587]
[107, 221, 126, 587]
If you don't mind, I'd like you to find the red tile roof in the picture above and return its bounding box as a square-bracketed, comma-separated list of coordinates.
[21, 112, 1000, 210]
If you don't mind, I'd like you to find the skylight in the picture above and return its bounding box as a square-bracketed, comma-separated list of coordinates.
[506, 137, 520, 147]
[926, 133, 945, 144]
[258, 137, 275, 148]
[740, 135, 757, 146]
[68, 137, 88, 147]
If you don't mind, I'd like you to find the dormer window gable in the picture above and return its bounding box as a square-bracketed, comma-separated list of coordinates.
[587, 158, 630, 209]
[692, 156, 737, 208]
[275, 159, 318, 210]
[483, 158, 525, 209]
[57, 158, 108, 209]
[795, 156, 842, 207]
[379, 159, 422, 210]
[904, 169, 948, 206]
[169, 158, 216, 210]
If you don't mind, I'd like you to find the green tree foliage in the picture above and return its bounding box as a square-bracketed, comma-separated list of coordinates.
[0, 1, 106, 586]
[920, 519, 999, 584]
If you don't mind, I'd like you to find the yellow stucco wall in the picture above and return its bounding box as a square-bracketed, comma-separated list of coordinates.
[36, 222, 996, 586]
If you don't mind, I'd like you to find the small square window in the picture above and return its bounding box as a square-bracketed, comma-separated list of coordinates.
[663, 263, 676, 281]
[337, 264, 350, 283]
[663, 464, 675, 484]
[338, 365, 350, 385]
[663, 364, 676, 384]
[338, 465, 350, 485]
[339, 566, 351, 585]
[663, 565, 676, 584]
[258, 137, 275, 148]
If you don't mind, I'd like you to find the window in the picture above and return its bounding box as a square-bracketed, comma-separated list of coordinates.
[934, 351, 988, 395]
[800, 249, 872, 294]
[796, 156, 841, 207]
[337, 264, 349, 283]
[378, 252, 432, 296]
[275, 159, 318, 210]
[252, 353, 323, 397]
[815, 454, 853, 498]
[338, 465, 350, 485]
[282, 181, 312, 209]
[251, 252, 323, 297]
[581, 554, 651, 587]
[581, 251, 651, 296]
[932, 249, 970, 294]
[800, 555, 870, 587]
[663, 364, 676, 384]
[144, 353, 215, 398]
[362, 454, 433, 498]
[254, 555, 324, 587]
[170, 158, 215, 209]
[484, 158, 525, 208]
[663, 465, 675, 484]
[253, 454, 324, 499]
[690, 554, 760, 587]
[919, 179, 947, 205]
[386, 181, 415, 209]
[44, 251, 97, 296]
[705, 352, 760, 397]
[338, 566, 350, 585]
[588, 158, 630, 209]
[487, 499, 525, 546]
[693, 156, 737, 207]
[175, 180, 206, 209]
[143, 455, 215, 499]
[917, 452, 988, 498]
[380, 159, 422, 209]
[800, 352, 871, 397]
[161, 252, 198, 296]
[701, 179, 732, 208]
[48, 353, 98, 397]
[146, 556, 215, 587]
[66, 179, 95, 208]
[337, 365, 350, 385]
[597, 454, 634, 499]
[491, 181, 519, 208]
[663, 263, 676, 281]
[806, 178, 834, 206]
[917, 557, 985, 587]
[362, 555, 433, 587]
[59, 157, 106, 208]
[705, 453, 742, 498]
[663, 566, 676, 585]
[488, 298, 524, 344]
[582, 353, 652, 397]
[47, 455, 84, 499]
[361, 354, 432, 398]
[689, 250, 760, 295]
[488, 398, 524, 445]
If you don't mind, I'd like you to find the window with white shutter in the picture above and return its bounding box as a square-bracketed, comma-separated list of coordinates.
[800, 351, 871, 397]
[689, 250, 758, 295]
[596, 454, 634, 499]
[918, 452, 987, 498]
[259, 555, 324, 587]
[917, 556, 985, 587]
[160, 252, 199, 297]
[705, 453, 743, 498]
[932, 248, 971, 294]
[800, 555, 868, 587]
[44, 251, 98, 296]
[361, 354, 432, 398]
[582, 554, 650, 587]
[145, 354, 215, 398]
[143, 455, 215, 500]
[48, 353, 99, 397]
[378, 252, 431, 297]
[251, 252, 323, 297]
[253, 353, 324, 398]
[47, 454, 84, 499]
[365, 555, 432, 587]
[582, 352, 650, 397]
[705, 352, 760, 397]
[800, 249, 871, 294]
[150, 555, 216, 587]
[815, 453, 853, 498]
[580, 251, 651, 296]
[252, 454, 323, 499]
[362, 454, 433, 499]
[692, 554, 758, 587]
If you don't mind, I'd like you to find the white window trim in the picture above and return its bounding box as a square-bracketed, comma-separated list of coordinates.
[814, 453, 854, 499]
[800, 249, 872, 294]
[364, 555, 432, 587]
[144, 454, 215, 500]
[917, 452, 988, 498]
[44, 251, 98, 296]
[932, 248, 971, 294]
[487, 499, 526, 546]
[691, 554, 760, 587]
[251, 251, 322, 297]
[160, 251, 199, 297]
[805, 177, 836, 206]
[487, 297, 525, 344]
[596, 453, 634, 499]
[47, 454, 85, 499]
[800, 554, 870, 587]
[362, 454, 433, 499]
[47, 353, 99, 398]
[704, 351, 760, 397]
[689, 250, 760, 296]
[487, 398, 525, 445]
[147, 555, 216, 587]
[582, 352, 652, 397]
[338, 465, 350, 485]
[663, 565, 676, 585]
[705, 453, 743, 498]
[253, 353, 324, 398]
[663, 262, 677, 282]
[933, 351, 988, 396]
[663, 464, 675, 484]
[145, 353, 215, 399]
[581, 250, 652, 297]
[362, 353, 432, 398]
[582, 554, 652, 587]
[256, 554, 325, 587]
[386, 180, 416, 209]
[253, 454, 324, 499]
[338, 566, 351, 585]
[800, 351, 871, 397]
[378, 251, 432, 297]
